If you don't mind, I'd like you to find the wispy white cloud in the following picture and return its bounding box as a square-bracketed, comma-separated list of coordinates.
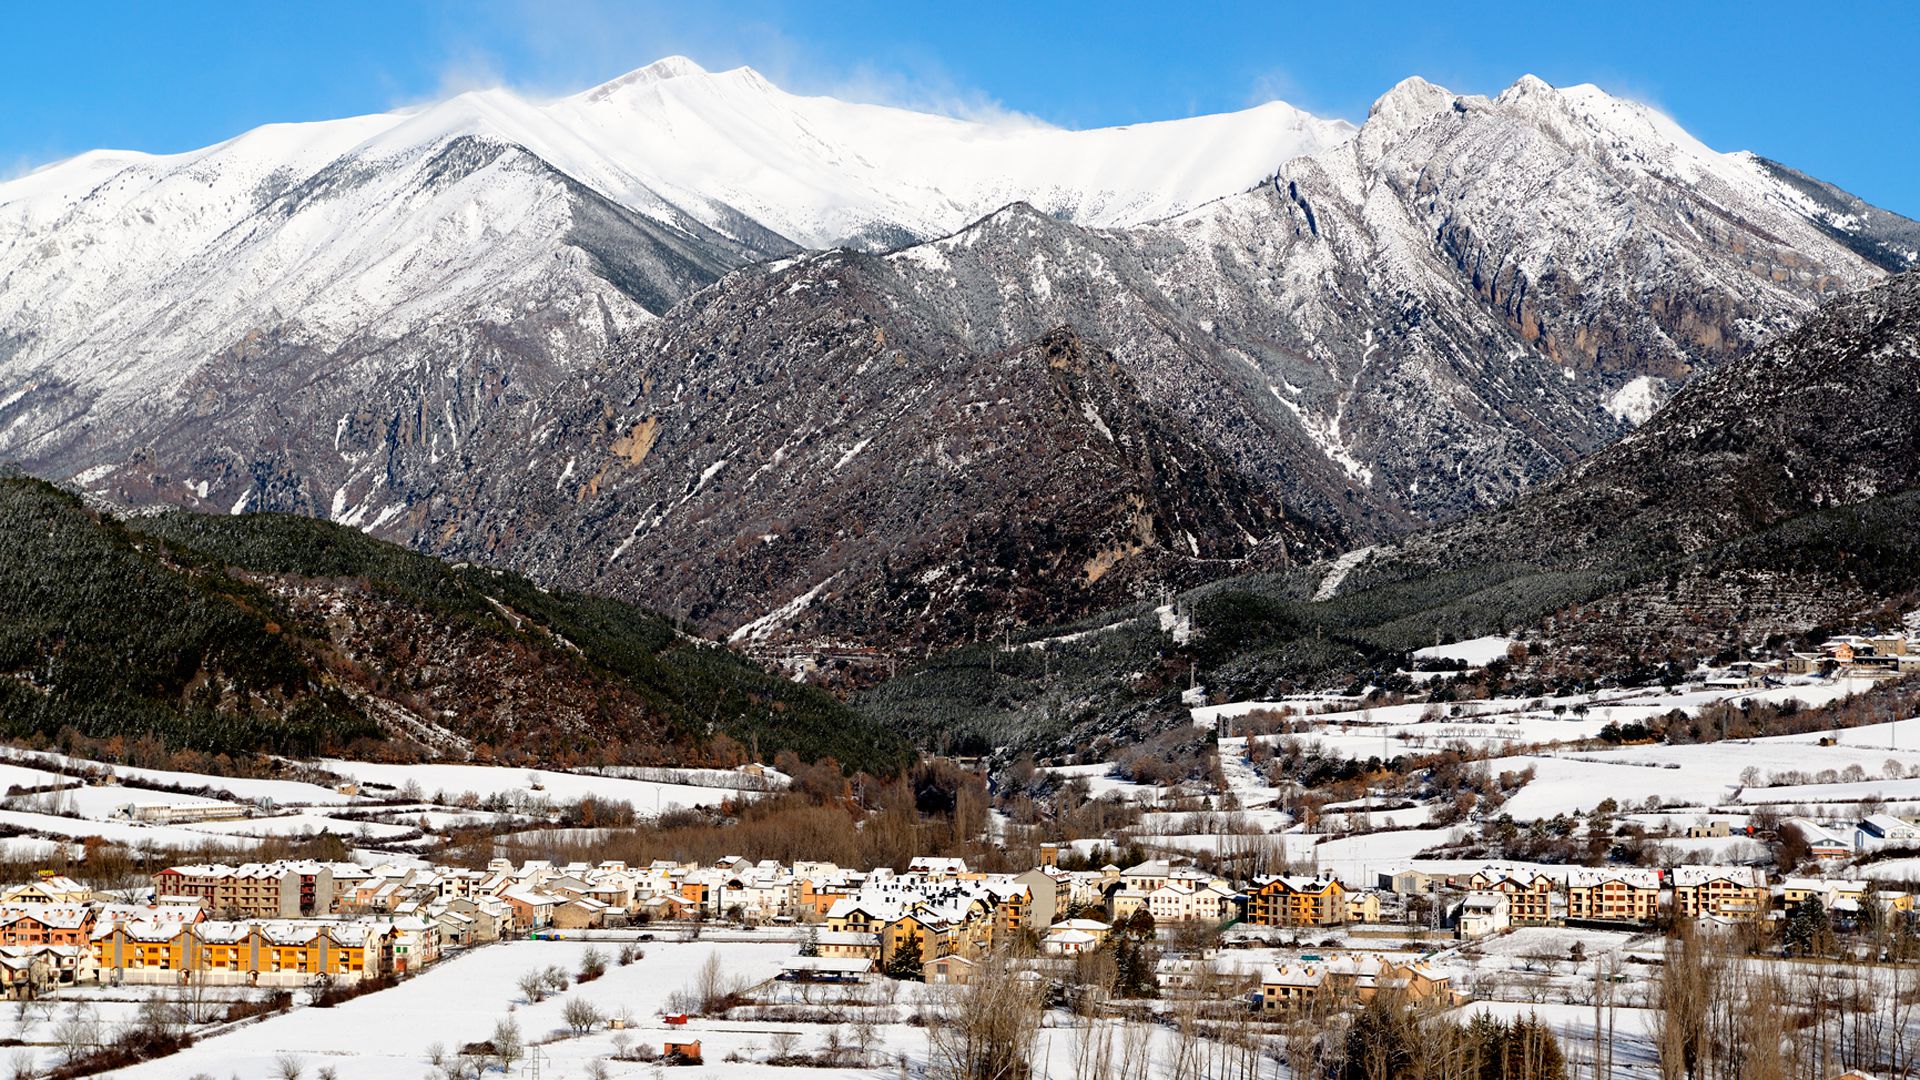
[809, 62, 1053, 129]
[0, 153, 55, 184]
[400, 0, 1051, 128]
[1245, 68, 1305, 109]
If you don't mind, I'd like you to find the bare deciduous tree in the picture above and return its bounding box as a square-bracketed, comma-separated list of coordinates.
[492, 1017, 524, 1072]
[927, 949, 1046, 1080]
[561, 997, 603, 1038]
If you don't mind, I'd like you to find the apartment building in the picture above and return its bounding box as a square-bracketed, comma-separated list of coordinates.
[153, 862, 337, 919]
[1565, 868, 1661, 924]
[1671, 866, 1768, 921]
[1246, 876, 1347, 927]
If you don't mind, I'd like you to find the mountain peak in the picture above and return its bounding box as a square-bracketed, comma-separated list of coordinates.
[578, 56, 710, 102]
[1500, 73, 1556, 100]
[1366, 76, 1456, 131]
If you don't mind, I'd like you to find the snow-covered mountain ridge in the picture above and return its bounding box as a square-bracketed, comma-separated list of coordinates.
[0, 56, 1351, 482]
[1, 60, 1913, 653]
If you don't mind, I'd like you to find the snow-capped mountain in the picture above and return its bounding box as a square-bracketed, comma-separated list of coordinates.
[0, 60, 1911, 652]
[0, 56, 1350, 498]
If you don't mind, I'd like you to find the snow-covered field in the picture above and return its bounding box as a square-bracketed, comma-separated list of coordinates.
[1412, 636, 1517, 666]
[0, 748, 353, 806]
[319, 761, 747, 813]
[179, 813, 421, 841]
[1203, 677, 1888, 761]
[112, 939, 784, 1080]
[38, 785, 244, 820]
[1041, 763, 1167, 803]
[1493, 718, 1920, 820]
[0, 747, 784, 857]
[0, 808, 260, 851]
[0, 761, 66, 791]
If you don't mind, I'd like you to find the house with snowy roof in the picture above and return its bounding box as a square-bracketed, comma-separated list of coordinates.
[1857, 813, 1920, 850]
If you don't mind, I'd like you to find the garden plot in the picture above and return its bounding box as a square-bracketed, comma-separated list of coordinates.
[318, 761, 743, 813]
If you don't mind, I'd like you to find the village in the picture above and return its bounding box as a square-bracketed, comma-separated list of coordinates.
[0, 840, 1906, 993]
[0, 823, 1909, 1078]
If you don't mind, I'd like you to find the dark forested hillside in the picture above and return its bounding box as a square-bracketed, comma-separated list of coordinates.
[0, 476, 908, 773]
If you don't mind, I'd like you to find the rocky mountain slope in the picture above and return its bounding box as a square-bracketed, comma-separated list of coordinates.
[0, 475, 905, 772]
[1338, 269, 1920, 588]
[410, 281, 1340, 656]
[866, 270, 1920, 758]
[3, 61, 1913, 653]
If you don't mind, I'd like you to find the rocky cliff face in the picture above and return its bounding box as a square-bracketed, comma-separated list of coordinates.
[395, 248, 1336, 652]
[1328, 269, 1920, 594]
[861, 75, 1890, 528]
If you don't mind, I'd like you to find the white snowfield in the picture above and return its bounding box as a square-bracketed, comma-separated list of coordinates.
[106, 936, 1235, 1080]
[318, 760, 751, 812]
[0, 748, 355, 806]
[1411, 636, 1517, 666]
[0, 55, 1352, 254]
[0, 808, 259, 852]
[1204, 676, 1888, 760]
[178, 813, 421, 841]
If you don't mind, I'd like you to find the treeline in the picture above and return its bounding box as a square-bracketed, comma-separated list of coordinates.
[1339, 999, 1566, 1080]
[481, 756, 1146, 873]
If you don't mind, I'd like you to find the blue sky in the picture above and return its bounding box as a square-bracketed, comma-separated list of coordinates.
[5, 1, 1915, 215]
